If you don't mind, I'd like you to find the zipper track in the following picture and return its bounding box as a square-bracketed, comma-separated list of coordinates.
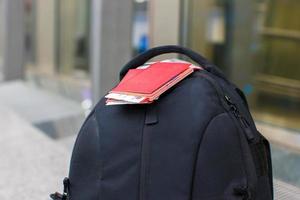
[196, 71, 255, 141]
[224, 95, 255, 141]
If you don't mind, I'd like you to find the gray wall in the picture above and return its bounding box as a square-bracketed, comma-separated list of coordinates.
[90, 0, 133, 103]
[0, 0, 24, 81]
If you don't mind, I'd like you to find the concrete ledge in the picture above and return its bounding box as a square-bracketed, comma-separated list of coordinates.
[0, 81, 85, 139]
[257, 122, 300, 154]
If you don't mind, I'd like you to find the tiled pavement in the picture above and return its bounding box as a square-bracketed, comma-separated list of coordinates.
[0, 106, 69, 200]
[0, 81, 83, 199]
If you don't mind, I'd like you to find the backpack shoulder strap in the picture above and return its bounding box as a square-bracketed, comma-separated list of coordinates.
[119, 45, 226, 80]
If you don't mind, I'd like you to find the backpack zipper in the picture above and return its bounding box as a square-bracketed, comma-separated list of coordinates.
[196, 72, 255, 141]
[224, 95, 255, 142]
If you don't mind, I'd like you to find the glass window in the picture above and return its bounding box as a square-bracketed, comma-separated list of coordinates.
[23, 0, 91, 103]
[181, 0, 300, 187]
[132, 0, 150, 55]
[55, 0, 90, 74]
[254, 0, 300, 131]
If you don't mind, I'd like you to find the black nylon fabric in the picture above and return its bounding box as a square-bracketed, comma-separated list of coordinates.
[192, 113, 246, 199]
[142, 76, 223, 200]
[69, 112, 101, 199]
[58, 45, 273, 200]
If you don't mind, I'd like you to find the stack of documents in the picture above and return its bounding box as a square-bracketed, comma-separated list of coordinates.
[105, 60, 202, 105]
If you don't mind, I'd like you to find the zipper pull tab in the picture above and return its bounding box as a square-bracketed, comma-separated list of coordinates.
[225, 95, 255, 142]
[224, 95, 238, 116]
[234, 186, 252, 200]
[239, 116, 255, 142]
[50, 192, 64, 200]
[50, 177, 69, 200]
[224, 95, 234, 107]
[62, 177, 69, 200]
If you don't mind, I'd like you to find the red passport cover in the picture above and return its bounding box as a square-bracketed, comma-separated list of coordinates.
[112, 62, 191, 94]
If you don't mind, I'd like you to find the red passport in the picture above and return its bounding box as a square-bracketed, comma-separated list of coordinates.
[111, 62, 191, 94]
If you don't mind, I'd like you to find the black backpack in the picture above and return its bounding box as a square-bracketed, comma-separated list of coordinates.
[51, 45, 273, 200]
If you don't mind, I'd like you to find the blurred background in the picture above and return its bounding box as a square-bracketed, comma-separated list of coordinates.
[0, 0, 299, 199]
